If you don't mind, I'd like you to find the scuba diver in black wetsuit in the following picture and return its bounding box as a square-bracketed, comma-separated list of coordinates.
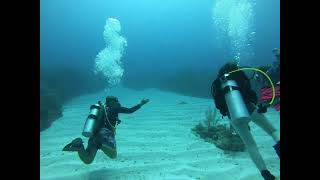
[63, 96, 149, 164]
[211, 62, 280, 180]
[256, 48, 280, 112]
[270, 48, 280, 80]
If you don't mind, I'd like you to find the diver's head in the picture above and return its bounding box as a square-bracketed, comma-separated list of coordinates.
[105, 96, 121, 108]
[272, 48, 280, 60]
[218, 62, 239, 77]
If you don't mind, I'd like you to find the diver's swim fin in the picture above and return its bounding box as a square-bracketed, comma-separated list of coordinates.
[261, 170, 275, 180]
[273, 141, 280, 158]
[62, 138, 84, 152]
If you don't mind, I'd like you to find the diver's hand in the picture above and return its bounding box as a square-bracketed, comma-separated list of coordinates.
[140, 98, 149, 106]
[98, 101, 105, 107]
[257, 103, 269, 113]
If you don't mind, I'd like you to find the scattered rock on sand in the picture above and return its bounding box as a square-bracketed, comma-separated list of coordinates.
[192, 123, 245, 152]
[177, 101, 188, 105]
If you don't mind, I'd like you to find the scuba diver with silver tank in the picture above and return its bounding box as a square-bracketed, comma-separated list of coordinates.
[62, 96, 149, 164]
[211, 62, 280, 180]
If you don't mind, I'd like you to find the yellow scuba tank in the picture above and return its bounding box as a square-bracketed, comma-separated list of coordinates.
[82, 103, 104, 138]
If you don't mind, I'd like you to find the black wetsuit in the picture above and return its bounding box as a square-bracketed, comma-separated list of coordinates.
[267, 61, 280, 84]
[102, 104, 142, 132]
[212, 70, 258, 118]
[72, 103, 142, 163]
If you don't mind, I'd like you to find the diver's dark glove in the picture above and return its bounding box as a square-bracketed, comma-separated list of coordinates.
[116, 119, 121, 125]
[257, 103, 269, 113]
[140, 98, 149, 106]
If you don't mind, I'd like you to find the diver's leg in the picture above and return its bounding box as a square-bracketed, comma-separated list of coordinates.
[230, 120, 271, 174]
[99, 128, 117, 159]
[77, 137, 99, 164]
[251, 110, 280, 158]
[251, 110, 280, 142]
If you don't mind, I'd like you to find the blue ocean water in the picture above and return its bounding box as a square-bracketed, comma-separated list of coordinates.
[40, 0, 279, 84]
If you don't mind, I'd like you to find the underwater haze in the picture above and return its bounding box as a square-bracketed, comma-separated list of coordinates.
[40, 0, 279, 89]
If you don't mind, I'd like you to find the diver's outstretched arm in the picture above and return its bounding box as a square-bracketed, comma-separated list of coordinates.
[117, 98, 149, 114]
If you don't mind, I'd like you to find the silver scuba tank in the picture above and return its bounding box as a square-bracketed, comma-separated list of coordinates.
[82, 103, 101, 137]
[220, 74, 250, 123]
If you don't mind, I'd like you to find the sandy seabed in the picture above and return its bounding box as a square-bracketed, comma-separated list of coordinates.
[40, 87, 280, 180]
